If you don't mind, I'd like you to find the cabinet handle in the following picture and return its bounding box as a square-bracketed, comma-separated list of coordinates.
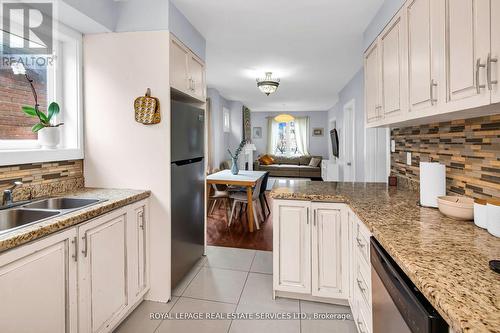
[356, 237, 365, 248]
[357, 278, 366, 293]
[487, 53, 498, 90]
[430, 79, 438, 105]
[476, 58, 486, 94]
[313, 210, 317, 226]
[139, 211, 145, 230]
[306, 207, 309, 224]
[358, 320, 366, 333]
[81, 233, 88, 257]
[71, 237, 77, 262]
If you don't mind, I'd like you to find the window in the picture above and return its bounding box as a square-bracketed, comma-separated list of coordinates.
[275, 121, 299, 155]
[0, 23, 83, 165]
[223, 107, 230, 132]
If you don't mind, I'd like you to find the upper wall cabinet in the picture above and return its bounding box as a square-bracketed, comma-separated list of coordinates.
[364, 42, 382, 123]
[490, 0, 500, 104]
[365, 0, 499, 128]
[380, 10, 407, 118]
[170, 34, 206, 102]
[406, 0, 445, 115]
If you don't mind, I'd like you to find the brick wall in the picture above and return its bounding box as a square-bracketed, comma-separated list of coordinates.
[391, 114, 500, 200]
[0, 68, 47, 140]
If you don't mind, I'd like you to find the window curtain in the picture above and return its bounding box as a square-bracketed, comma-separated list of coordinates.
[295, 116, 310, 155]
[267, 117, 279, 154]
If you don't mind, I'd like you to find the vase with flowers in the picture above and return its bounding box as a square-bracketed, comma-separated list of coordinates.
[227, 140, 247, 175]
[11, 62, 63, 149]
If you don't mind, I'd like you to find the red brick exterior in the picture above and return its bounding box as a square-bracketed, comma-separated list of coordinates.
[0, 68, 47, 140]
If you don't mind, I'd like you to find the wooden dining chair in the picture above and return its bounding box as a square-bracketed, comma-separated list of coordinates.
[207, 169, 231, 224]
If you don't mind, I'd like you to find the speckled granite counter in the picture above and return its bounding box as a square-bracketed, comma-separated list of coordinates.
[0, 188, 150, 253]
[270, 180, 500, 333]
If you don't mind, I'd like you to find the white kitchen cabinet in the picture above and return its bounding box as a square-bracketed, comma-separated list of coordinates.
[129, 201, 150, 301]
[445, 0, 491, 110]
[380, 9, 407, 118]
[78, 209, 129, 333]
[170, 34, 206, 102]
[311, 203, 349, 299]
[365, 0, 500, 128]
[0, 228, 78, 333]
[364, 41, 382, 123]
[406, 0, 445, 114]
[273, 200, 311, 294]
[490, 0, 500, 103]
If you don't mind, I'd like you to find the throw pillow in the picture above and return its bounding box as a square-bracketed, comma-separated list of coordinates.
[309, 157, 321, 167]
[259, 154, 275, 165]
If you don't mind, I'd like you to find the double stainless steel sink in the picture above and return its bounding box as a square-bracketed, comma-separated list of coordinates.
[0, 198, 103, 235]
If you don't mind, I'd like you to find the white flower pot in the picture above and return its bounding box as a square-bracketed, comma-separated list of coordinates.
[38, 127, 60, 149]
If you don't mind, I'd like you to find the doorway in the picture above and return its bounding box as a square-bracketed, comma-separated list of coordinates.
[342, 99, 356, 182]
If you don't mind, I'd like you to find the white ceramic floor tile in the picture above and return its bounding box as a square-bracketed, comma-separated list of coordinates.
[238, 273, 299, 313]
[300, 300, 356, 333]
[172, 257, 206, 297]
[113, 299, 178, 333]
[250, 251, 272, 274]
[156, 297, 236, 333]
[229, 316, 300, 333]
[204, 246, 256, 271]
[183, 267, 248, 304]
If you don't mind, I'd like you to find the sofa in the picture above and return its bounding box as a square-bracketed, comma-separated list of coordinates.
[253, 155, 322, 179]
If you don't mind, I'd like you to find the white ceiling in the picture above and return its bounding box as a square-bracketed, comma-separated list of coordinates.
[171, 0, 383, 112]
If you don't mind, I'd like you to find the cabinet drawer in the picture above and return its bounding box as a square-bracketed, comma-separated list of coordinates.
[354, 257, 372, 316]
[355, 299, 372, 333]
[353, 219, 370, 265]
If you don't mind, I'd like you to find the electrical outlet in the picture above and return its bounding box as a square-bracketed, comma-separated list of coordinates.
[391, 140, 396, 153]
[406, 152, 412, 166]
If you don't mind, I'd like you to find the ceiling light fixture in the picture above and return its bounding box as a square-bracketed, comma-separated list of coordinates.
[256, 72, 280, 96]
[274, 114, 294, 123]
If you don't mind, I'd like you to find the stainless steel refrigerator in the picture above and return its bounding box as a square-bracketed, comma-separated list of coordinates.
[171, 100, 205, 288]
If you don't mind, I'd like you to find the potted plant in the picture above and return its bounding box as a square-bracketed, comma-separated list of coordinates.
[228, 139, 247, 175]
[11, 62, 63, 149]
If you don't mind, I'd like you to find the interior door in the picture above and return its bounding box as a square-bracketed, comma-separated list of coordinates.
[490, 0, 500, 103]
[78, 211, 128, 333]
[380, 11, 406, 117]
[273, 200, 311, 294]
[311, 203, 348, 299]
[0, 229, 77, 333]
[342, 101, 355, 182]
[364, 42, 381, 123]
[446, 0, 490, 109]
[170, 36, 190, 93]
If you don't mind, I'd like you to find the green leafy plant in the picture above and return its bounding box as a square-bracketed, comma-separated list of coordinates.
[11, 62, 63, 133]
[22, 102, 63, 133]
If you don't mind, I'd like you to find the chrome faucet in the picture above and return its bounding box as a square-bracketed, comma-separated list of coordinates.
[2, 181, 23, 206]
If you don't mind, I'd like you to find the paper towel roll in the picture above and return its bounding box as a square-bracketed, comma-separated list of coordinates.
[420, 162, 446, 208]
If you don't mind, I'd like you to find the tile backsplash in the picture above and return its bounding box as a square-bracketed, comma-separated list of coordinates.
[391, 115, 500, 199]
[0, 160, 84, 200]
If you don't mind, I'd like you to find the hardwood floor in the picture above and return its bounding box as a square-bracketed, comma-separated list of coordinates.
[206, 194, 273, 251]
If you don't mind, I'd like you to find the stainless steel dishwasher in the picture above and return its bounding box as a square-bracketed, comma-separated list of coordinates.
[370, 237, 448, 333]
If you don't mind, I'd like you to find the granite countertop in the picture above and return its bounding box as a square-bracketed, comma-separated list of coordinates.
[0, 188, 151, 253]
[270, 180, 500, 333]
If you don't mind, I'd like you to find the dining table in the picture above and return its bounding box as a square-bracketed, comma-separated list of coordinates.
[206, 170, 267, 232]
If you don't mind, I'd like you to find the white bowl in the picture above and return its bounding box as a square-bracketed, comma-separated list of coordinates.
[437, 196, 474, 221]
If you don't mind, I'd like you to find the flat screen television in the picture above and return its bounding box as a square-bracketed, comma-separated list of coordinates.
[330, 128, 339, 158]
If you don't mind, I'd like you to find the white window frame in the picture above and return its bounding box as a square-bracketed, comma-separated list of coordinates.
[275, 121, 299, 156]
[0, 23, 83, 166]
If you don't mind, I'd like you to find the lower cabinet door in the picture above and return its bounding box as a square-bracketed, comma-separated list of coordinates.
[78, 209, 129, 333]
[0, 228, 78, 333]
[311, 203, 349, 299]
[273, 200, 311, 294]
[129, 200, 149, 302]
